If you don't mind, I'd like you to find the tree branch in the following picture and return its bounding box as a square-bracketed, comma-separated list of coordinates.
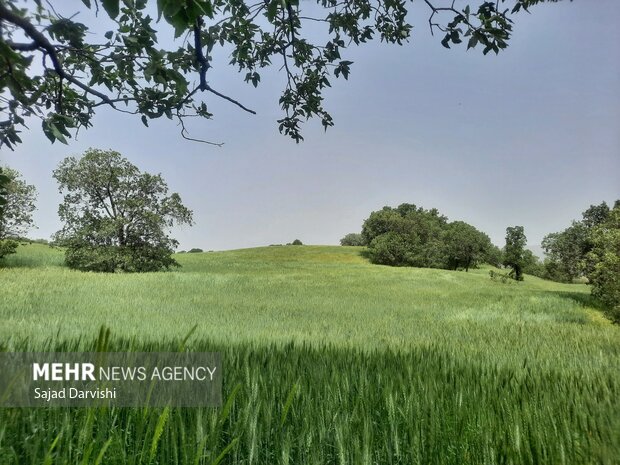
[0, 2, 115, 107]
[193, 18, 210, 91]
[203, 84, 257, 114]
[192, 17, 256, 115]
[5, 40, 39, 51]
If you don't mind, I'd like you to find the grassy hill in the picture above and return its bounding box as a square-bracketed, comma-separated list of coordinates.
[0, 244, 615, 364]
[1, 243, 619, 464]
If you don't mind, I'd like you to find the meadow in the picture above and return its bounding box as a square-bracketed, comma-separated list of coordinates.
[0, 244, 619, 464]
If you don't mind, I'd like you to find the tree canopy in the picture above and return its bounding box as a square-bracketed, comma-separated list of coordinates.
[360, 203, 495, 270]
[542, 201, 616, 282]
[586, 203, 620, 322]
[340, 233, 366, 247]
[0, 165, 37, 259]
[0, 0, 568, 149]
[53, 148, 193, 272]
[503, 225, 526, 281]
[443, 220, 493, 272]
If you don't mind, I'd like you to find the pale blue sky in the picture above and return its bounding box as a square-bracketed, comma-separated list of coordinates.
[1, 0, 619, 255]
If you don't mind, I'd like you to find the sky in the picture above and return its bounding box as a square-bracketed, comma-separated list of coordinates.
[1, 0, 619, 255]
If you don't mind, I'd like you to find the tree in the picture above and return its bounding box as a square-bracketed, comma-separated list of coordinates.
[541, 201, 615, 282]
[443, 221, 492, 271]
[0, 166, 37, 259]
[366, 231, 411, 267]
[521, 249, 545, 278]
[53, 148, 193, 272]
[340, 233, 366, 247]
[541, 222, 589, 282]
[484, 244, 504, 268]
[586, 204, 620, 322]
[503, 225, 526, 281]
[0, 0, 569, 149]
[363, 203, 447, 268]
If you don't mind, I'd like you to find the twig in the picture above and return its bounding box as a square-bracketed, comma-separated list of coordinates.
[0, 2, 115, 107]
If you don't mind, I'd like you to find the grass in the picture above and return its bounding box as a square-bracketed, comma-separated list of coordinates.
[0, 243, 619, 464]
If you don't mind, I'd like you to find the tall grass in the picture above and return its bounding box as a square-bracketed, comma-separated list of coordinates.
[1, 244, 618, 464]
[0, 333, 618, 464]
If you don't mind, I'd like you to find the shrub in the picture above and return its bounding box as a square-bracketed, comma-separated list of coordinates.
[291, 239, 303, 246]
[367, 232, 411, 266]
[340, 233, 366, 246]
[188, 248, 204, 253]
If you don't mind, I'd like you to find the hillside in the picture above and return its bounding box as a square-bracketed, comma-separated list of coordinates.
[1, 243, 616, 368]
[1, 243, 619, 464]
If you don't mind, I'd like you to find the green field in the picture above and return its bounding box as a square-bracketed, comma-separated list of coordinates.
[1, 244, 619, 464]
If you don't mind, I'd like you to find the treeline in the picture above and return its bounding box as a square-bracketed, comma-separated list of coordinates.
[341, 201, 619, 321]
[345, 204, 502, 271]
[542, 201, 619, 321]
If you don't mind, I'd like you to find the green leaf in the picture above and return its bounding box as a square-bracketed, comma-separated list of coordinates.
[156, 0, 166, 21]
[104, 31, 114, 40]
[267, 0, 279, 22]
[280, 382, 299, 427]
[93, 439, 113, 465]
[467, 35, 478, 50]
[148, 406, 170, 462]
[208, 438, 238, 465]
[102, 0, 120, 19]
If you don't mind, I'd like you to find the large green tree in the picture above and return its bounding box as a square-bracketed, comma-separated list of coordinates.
[53, 148, 193, 272]
[0, 0, 568, 148]
[503, 225, 526, 281]
[586, 204, 620, 322]
[0, 165, 37, 259]
[443, 220, 492, 271]
[542, 201, 615, 282]
[362, 203, 448, 267]
[541, 222, 589, 282]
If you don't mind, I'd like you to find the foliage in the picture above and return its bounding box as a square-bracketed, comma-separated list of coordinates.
[363, 203, 447, 268]
[503, 225, 526, 281]
[367, 230, 411, 266]
[484, 243, 504, 268]
[488, 269, 513, 284]
[542, 222, 589, 282]
[362, 203, 497, 271]
[0, 165, 37, 260]
[542, 202, 615, 282]
[291, 239, 303, 246]
[443, 220, 492, 271]
[521, 249, 545, 278]
[0, 0, 569, 148]
[339, 232, 366, 247]
[586, 205, 620, 322]
[0, 238, 18, 259]
[542, 201, 616, 282]
[188, 248, 203, 253]
[53, 148, 193, 272]
[0, 167, 9, 217]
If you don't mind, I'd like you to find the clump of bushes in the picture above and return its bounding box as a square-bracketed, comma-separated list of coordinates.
[188, 248, 203, 253]
[361, 203, 497, 272]
[489, 270, 515, 284]
[340, 233, 366, 246]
